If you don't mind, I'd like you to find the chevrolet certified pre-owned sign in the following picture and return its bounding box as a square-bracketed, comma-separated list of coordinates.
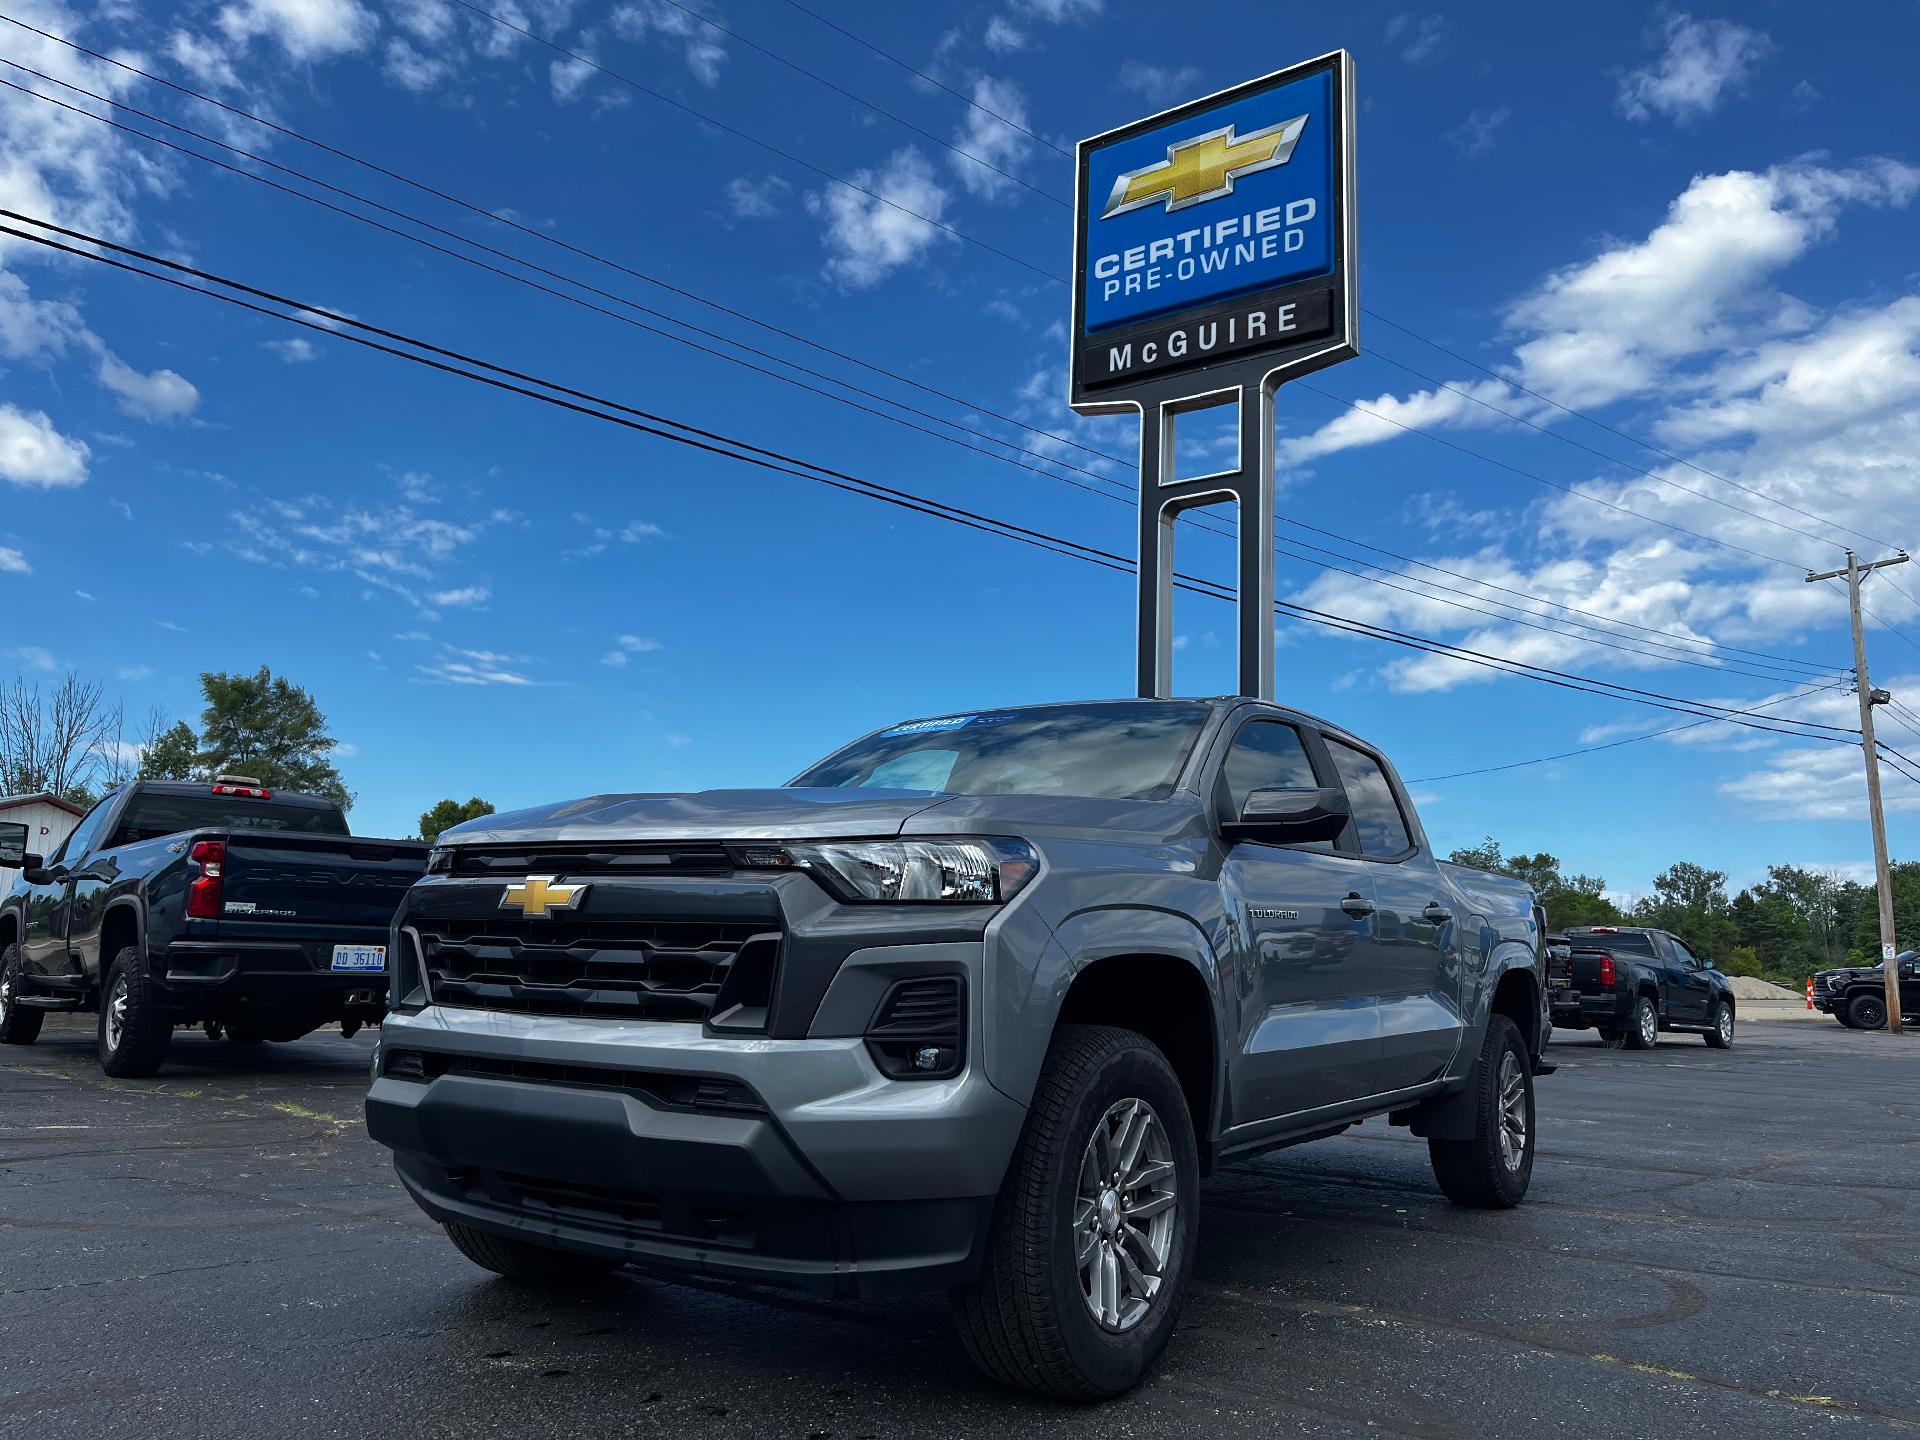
[1070, 53, 1354, 408]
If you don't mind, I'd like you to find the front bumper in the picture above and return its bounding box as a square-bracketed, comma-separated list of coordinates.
[367, 1000, 1027, 1297]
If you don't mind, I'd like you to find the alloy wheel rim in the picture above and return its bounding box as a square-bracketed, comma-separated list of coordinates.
[1719, 1009, 1733, 1043]
[1497, 1050, 1528, 1172]
[104, 975, 127, 1051]
[1640, 1003, 1657, 1047]
[1861, 1000, 1886, 1027]
[1074, 1097, 1178, 1332]
[0, 968, 11, 1022]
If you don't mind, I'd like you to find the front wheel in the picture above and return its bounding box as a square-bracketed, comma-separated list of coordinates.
[1429, 1015, 1535, 1208]
[952, 1024, 1199, 1401]
[1846, 991, 1889, 1031]
[98, 947, 172, 1077]
[0, 945, 44, 1046]
[1704, 1002, 1734, 1049]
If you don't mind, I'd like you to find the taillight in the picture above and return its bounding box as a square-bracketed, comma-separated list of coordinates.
[186, 839, 226, 918]
[1598, 953, 1616, 987]
[211, 783, 271, 798]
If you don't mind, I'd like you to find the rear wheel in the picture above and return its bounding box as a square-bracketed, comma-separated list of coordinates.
[1704, 1002, 1734, 1049]
[1847, 991, 1889, 1031]
[443, 1221, 624, 1283]
[952, 1024, 1199, 1401]
[1429, 1015, 1535, 1209]
[0, 945, 44, 1046]
[98, 947, 172, 1078]
[1622, 995, 1659, 1050]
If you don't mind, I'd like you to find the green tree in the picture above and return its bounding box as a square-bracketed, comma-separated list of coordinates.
[419, 796, 495, 844]
[193, 667, 352, 810]
[1634, 861, 1737, 962]
[1722, 946, 1762, 978]
[138, 720, 200, 781]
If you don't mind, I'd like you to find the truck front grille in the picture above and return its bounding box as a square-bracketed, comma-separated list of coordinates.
[417, 917, 781, 1023]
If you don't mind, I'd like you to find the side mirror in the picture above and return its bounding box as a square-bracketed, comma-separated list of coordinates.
[0, 821, 27, 869]
[1704, 960, 1716, 971]
[1224, 786, 1351, 845]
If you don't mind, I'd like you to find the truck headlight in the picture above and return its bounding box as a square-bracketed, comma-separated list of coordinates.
[732, 838, 1038, 903]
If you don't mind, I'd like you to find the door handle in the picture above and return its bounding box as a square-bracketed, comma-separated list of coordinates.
[1423, 902, 1453, 924]
[1340, 893, 1375, 918]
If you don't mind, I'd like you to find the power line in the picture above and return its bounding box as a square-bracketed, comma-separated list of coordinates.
[647, 0, 1068, 207]
[6, 208, 1866, 750]
[1361, 307, 1907, 555]
[1293, 380, 1811, 573]
[1363, 349, 1848, 555]
[0, 12, 1117, 469]
[1409, 679, 1853, 784]
[11, 13, 1851, 689]
[442, 0, 1068, 284]
[0, 67, 1127, 501]
[1269, 513, 1840, 678]
[772, 0, 1070, 158]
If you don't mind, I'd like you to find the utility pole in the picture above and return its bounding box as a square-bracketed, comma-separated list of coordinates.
[1807, 550, 1911, 1035]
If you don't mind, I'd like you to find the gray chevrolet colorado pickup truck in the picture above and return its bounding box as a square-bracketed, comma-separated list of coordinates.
[366, 699, 1546, 1398]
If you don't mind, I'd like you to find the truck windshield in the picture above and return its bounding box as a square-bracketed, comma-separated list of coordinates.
[791, 702, 1210, 801]
[112, 793, 350, 845]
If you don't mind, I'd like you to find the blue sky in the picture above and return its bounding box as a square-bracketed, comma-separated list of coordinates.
[3, 0, 1919, 900]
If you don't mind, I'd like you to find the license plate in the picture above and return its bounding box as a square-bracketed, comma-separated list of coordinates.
[330, 944, 387, 973]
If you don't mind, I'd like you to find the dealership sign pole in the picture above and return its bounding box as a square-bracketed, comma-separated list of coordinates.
[1070, 51, 1358, 701]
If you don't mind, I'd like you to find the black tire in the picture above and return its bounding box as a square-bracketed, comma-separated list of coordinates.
[951, 1024, 1200, 1401]
[1621, 994, 1659, 1051]
[1846, 991, 1889, 1031]
[1429, 1015, 1535, 1209]
[1833, 1011, 1860, 1029]
[97, 946, 172, 1078]
[443, 1220, 624, 1283]
[1704, 1001, 1734, 1049]
[1597, 1025, 1627, 1049]
[0, 944, 44, 1046]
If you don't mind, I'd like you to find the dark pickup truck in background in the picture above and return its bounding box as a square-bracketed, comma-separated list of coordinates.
[0, 779, 427, 1076]
[1813, 951, 1919, 1029]
[1546, 924, 1736, 1050]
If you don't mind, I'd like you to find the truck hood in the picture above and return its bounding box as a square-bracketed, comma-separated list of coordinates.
[440, 788, 960, 845]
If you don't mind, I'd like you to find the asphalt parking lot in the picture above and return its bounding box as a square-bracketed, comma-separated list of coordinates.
[4, 1016, 1917, 1440]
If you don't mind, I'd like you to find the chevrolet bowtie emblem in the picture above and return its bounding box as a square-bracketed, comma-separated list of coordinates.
[501, 876, 587, 918]
[1101, 115, 1309, 219]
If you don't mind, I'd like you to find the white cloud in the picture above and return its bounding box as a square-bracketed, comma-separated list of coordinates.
[166, 29, 243, 89]
[1116, 60, 1201, 105]
[1277, 378, 1519, 469]
[263, 337, 317, 363]
[619, 520, 665, 542]
[0, 546, 28, 574]
[1012, 0, 1101, 20]
[117, 663, 153, 681]
[416, 655, 536, 686]
[809, 148, 955, 288]
[430, 584, 491, 607]
[8, 645, 58, 671]
[611, 1, 727, 86]
[549, 49, 597, 104]
[615, 633, 662, 652]
[982, 16, 1025, 52]
[96, 353, 200, 422]
[1447, 106, 1509, 160]
[215, 0, 378, 61]
[383, 37, 454, 92]
[0, 404, 89, 488]
[950, 78, 1032, 200]
[725, 175, 790, 220]
[1385, 13, 1448, 64]
[1618, 12, 1773, 125]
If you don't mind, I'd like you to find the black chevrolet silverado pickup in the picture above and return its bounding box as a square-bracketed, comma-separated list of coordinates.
[0, 779, 427, 1076]
[1547, 924, 1736, 1050]
[1813, 951, 1918, 1029]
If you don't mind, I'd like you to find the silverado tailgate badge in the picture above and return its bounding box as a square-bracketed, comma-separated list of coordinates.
[501, 876, 587, 918]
